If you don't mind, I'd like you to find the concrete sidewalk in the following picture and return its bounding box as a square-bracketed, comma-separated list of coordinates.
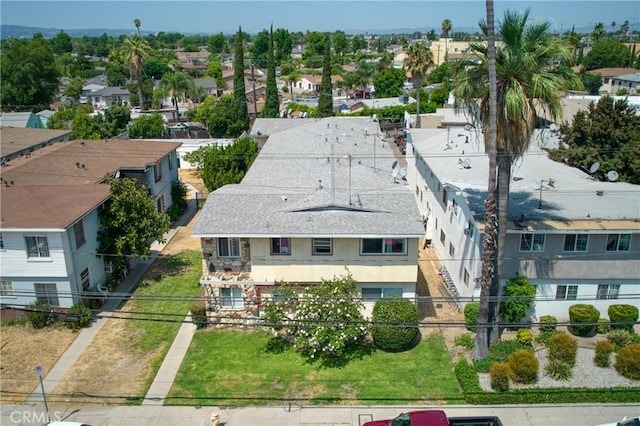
[1, 402, 638, 426]
[26, 195, 198, 404]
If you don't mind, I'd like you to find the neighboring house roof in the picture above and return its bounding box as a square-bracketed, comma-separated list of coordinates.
[193, 117, 424, 237]
[410, 128, 639, 224]
[350, 96, 416, 110]
[193, 77, 218, 90]
[250, 118, 311, 137]
[586, 68, 638, 78]
[89, 86, 130, 97]
[0, 127, 71, 163]
[1, 184, 111, 230]
[1, 138, 181, 186]
[612, 72, 640, 83]
[0, 112, 45, 129]
[85, 74, 108, 86]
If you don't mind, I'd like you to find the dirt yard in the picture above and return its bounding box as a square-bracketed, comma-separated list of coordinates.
[0, 170, 208, 404]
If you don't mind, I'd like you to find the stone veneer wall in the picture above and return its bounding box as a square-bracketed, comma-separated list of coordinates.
[204, 283, 260, 325]
[201, 237, 251, 275]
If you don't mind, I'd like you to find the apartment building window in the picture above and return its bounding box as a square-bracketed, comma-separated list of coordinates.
[156, 195, 165, 212]
[0, 233, 4, 249]
[556, 285, 578, 300]
[361, 287, 403, 300]
[1, 281, 14, 296]
[80, 267, 91, 291]
[35, 283, 59, 306]
[26, 236, 50, 258]
[218, 238, 240, 258]
[449, 243, 455, 257]
[440, 230, 446, 245]
[463, 269, 470, 286]
[312, 238, 332, 255]
[168, 154, 174, 170]
[597, 284, 620, 300]
[563, 234, 588, 252]
[520, 233, 545, 252]
[361, 238, 407, 255]
[606, 234, 631, 252]
[271, 238, 291, 255]
[154, 159, 162, 182]
[220, 287, 243, 308]
[74, 220, 86, 248]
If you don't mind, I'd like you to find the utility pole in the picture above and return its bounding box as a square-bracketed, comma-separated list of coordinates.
[251, 62, 257, 120]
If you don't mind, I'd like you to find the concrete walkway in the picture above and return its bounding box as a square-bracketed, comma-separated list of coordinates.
[26, 192, 198, 404]
[143, 312, 197, 405]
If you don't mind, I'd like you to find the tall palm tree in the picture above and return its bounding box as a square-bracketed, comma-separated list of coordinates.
[441, 19, 453, 61]
[159, 71, 194, 121]
[404, 43, 434, 128]
[356, 60, 375, 96]
[454, 8, 581, 356]
[286, 69, 301, 100]
[122, 35, 151, 108]
[593, 22, 605, 41]
[134, 19, 141, 36]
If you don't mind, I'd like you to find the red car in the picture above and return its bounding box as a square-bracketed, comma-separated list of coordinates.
[363, 410, 503, 426]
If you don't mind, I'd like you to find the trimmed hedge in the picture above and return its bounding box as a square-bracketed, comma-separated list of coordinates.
[539, 315, 558, 331]
[454, 357, 640, 404]
[569, 304, 600, 337]
[615, 343, 640, 380]
[548, 333, 577, 366]
[508, 349, 539, 384]
[489, 362, 510, 392]
[464, 302, 479, 332]
[190, 300, 208, 329]
[608, 304, 639, 332]
[371, 296, 419, 351]
[594, 340, 614, 367]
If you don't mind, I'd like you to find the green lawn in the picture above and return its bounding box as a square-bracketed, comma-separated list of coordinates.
[124, 250, 203, 399]
[165, 329, 464, 406]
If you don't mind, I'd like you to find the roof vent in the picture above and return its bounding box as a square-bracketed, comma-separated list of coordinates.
[596, 190, 604, 196]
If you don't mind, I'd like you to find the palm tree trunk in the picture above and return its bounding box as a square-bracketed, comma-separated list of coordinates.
[137, 71, 144, 108]
[473, 0, 498, 360]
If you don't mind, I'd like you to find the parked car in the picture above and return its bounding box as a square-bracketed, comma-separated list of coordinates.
[596, 417, 640, 426]
[363, 410, 503, 426]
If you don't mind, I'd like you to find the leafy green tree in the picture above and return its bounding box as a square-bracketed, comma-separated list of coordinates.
[1, 34, 59, 111]
[583, 39, 633, 70]
[549, 96, 640, 184]
[303, 31, 326, 58]
[372, 67, 405, 98]
[317, 37, 334, 117]
[428, 61, 456, 85]
[98, 176, 171, 278]
[454, 8, 580, 356]
[273, 28, 293, 64]
[356, 60, 375, 95]
[333, 30, 349, 61]
[70, 113, 104, 139]
[581, 72, 603, 95]
[158, 72, 194, 121]
[63, 77, 86, 99]
[51, 30, 73, 54]
[194, 94, 248, 138]
[102, 106, 131, 137]
[208, 32, 227, 54]
[404, 43, 434, 127]
[122, 35, 151, 108]
[206, 58, 225, 95]
[263, 273, 367, 367]
[500, 276, 536, 325]
[249, 29, 270, 69]
[144, 57, 170, 80]
[233, 27, 249, 131]
[262, 26, 280, 118]
[49, 105, 92, 129]
[351, 35, 367, 51]
[197, 136, 258, 191]
[128, 113, 167, 139]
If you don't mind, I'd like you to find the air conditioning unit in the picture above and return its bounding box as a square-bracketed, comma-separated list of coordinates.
[463, 228, 473, 236]
[104, 263, 113, 274]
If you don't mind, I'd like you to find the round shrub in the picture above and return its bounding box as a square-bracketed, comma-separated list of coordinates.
[508, 349, 539, 384]
[545, 358, 572, 381]
[65, 303, 92, 329]
[371, 296, 419, 351]
[489, 362, 510, 392]
[539, 315, 558, 332]
[25, 301, 56, 329]
[190, 299, 208, 329]
[608, 304, 639, 332]
[614, 343, 640, 380]
[597, 318, 611, 334]
[569, 304, 600, 336]
[464, 302, 479, 332]
[548, 332, 577, 366]
[516, 328, 533, 346]
[594, 340, 614, 367]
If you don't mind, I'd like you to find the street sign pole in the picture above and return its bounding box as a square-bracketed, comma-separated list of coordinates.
[34, 366, 50, 423]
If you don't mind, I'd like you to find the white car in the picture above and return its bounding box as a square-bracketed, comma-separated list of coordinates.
[131, 107, 141, 113]
[596, 417, 640, 426]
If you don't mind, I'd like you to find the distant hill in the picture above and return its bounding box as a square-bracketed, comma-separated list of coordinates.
[0, 24, 150, 39]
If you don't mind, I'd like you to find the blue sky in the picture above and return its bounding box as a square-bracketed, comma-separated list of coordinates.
[2, 0, 639, 34]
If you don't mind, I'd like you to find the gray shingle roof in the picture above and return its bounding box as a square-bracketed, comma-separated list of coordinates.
[193, 117, 424, 237]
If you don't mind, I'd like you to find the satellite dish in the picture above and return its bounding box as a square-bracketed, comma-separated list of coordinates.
[400, 167, 407, 178]
[391, 160, 398, 170]
[392, 168, 399, 178]
[463, 158, 472, 169]
[590, 162, 600, 174]
[606, 170, 619, 181]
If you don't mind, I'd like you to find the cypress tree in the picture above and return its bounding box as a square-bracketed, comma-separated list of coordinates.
[317, 35, 334, 117]
[233, 26, 249, 129]
[262, 24, 280, 118]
